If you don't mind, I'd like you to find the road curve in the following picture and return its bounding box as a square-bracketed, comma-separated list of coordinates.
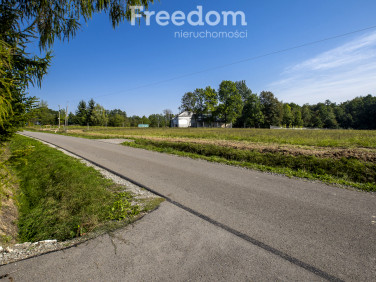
[12, 131, 376, 280]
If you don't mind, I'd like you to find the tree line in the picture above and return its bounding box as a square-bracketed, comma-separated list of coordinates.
[29, 84, 376, 130]
[179, 80, 376, 129]
[29, 99, 174, 128]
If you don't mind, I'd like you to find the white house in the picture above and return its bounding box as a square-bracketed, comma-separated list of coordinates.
[172, 111, 230, 128]
[171, 111, 194, 128]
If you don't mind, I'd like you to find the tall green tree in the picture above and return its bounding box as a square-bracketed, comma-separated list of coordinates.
[1, 0, 155, 140]
[312, 102, 338, 129]
[148, 114, 165, 127]
[108, 109, 127, 127]
[86, 98, 96, 125]
[192, 88, 206, 122]
[75, 100, 87, 126]
[293, 107, 304, 128]
[68, 112, 77, 125]
[301, 104, 312, 127]
[129, 115, 141, 127]
[32, 100, 57, 125]
[259, 91, 282, 127]
[180, 92, 197, 112]
[203, 87, 218, 113]
[218, 80, 243, 127]
[323, 100, 338, 129]
[202, 86, 218, 125]
[163, 109, 173, 127]
[191, 87, 218, 126]
[282, 103, 293, 128]
[236, 80, 252, 102]
[90, 103, 108, 126]
[311, 107, 324, 128]
[238, 93, 264, 128]
[141, 115, 150, 125]
[0, 3, 50, 140]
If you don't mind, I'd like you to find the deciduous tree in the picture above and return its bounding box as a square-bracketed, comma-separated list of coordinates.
[90, 103, 108, 126]
[240, 94, 264, 128]
[236, 80, 252, 102]
[163, 109, 173, 127]
[259, 91, 282, 127]
[282, 104, 293, 128]
[218, 80, 243, 127]
[180, 92, 196, 112]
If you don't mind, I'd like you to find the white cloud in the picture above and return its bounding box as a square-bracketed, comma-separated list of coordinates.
[269, 31, 376, 104]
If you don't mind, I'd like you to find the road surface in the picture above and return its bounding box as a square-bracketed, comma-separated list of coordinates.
[1, 131, 375, 281]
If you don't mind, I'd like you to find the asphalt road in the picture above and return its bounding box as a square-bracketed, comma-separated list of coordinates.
[1, 131, 375, 281]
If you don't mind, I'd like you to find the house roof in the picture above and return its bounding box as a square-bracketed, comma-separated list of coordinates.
[178, 111, 194, 117]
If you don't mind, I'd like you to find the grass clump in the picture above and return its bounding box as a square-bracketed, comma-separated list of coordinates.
[9, 135, 142, 242]
[108, 192, 140, 221]
[124, 139, 376, 192]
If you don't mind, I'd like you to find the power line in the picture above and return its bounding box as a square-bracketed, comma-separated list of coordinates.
[81, 24, 376, 101]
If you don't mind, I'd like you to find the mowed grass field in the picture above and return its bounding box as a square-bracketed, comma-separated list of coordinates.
[27, 126, 376, 191]
[40, 126, 376, 148]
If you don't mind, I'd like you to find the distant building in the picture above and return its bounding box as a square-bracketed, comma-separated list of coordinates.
[171, 111, 194, 128]
[138, 124, 150, 128]
[171, 111, 230, 128]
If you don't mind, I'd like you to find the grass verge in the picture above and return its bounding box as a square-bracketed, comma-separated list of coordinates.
[123, 138, 376, 192]
[0, 143, 19, 246]
[8, 135, 163, 242]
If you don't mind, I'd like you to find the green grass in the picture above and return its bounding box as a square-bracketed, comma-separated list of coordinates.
[25, 126, 376, 148]
[0, 143, 19, 245]
[9, 135, 162, 242]
[23, 126, 376, 191]
[0, 145, 10, 210]
[124, 138, 376, 192]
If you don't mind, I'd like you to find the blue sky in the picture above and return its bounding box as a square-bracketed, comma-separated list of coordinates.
[29, 0, 376, 116]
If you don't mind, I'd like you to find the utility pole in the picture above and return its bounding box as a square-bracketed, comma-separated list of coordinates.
[64, 105, 68, 132]
[58, 105, 61, 129]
